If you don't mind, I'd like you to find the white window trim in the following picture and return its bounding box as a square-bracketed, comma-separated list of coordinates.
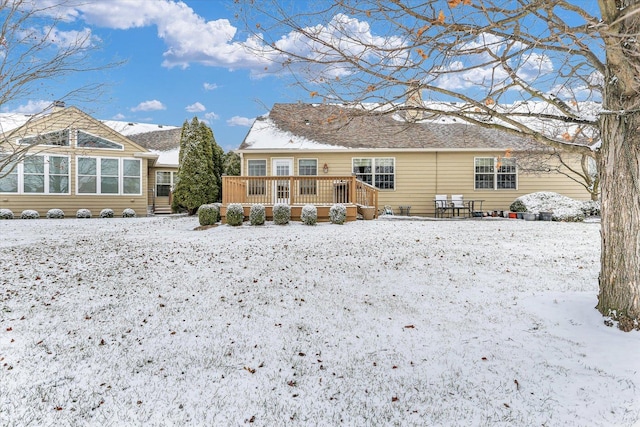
[352, 157, 396, 191]
[75, 129, 124, 151]
[18, 129, 70, 147]
[298, 158, 318, 175]
[155, 170, 176, 197]
[0, 154, 70, 195]
[76, 156, 142, 196]
[247, 159, 267, 197]
[474, 157, 518, 191]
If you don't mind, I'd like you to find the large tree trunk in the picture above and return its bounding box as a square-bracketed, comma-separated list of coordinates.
[597, 111, 640, 330]
[596, 0, 640, 330]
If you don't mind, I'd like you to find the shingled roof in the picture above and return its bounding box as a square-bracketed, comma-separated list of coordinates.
[239, 103, 550, 151]
[127, 128, 182, 151]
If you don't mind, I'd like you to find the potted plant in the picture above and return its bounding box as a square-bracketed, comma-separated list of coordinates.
[509, 200, 527, 219]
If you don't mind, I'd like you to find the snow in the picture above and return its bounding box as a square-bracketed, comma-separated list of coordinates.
[101, 120, 179, 136]
[0, 216, 638, 426]
[149, 148, 179, 166]
[0, 113, 33, 134]
[243, 117, 348, 150]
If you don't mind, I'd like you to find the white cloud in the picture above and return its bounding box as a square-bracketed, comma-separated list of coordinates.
[45, 26, 96, 48]
[65, 0, 267, 70]
[227, 116, 255, 127]
[131, 100, 166, 112]
[11, 100, 53, 114]
[204, 112, 219, 121]
[185, 102, 206, 113]
[433, 33, 554, 93]
[271, 13, 407, 79]
[203, 82, 218, 91]
[112, 113, 126, 120]
[47, 1, 404, 77]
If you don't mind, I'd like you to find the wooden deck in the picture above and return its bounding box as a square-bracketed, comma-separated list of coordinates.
[221, 175, 378, 223]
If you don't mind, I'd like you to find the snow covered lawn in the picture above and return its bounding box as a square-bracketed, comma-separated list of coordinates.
[0, 216, 638, 426]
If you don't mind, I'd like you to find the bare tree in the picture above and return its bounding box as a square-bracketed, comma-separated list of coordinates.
[236, 0, 640, 329]
[516, 150, 600, 201]
[0, 0, 120, 176]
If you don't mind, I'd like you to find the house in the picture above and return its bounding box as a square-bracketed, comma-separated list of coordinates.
[0, 104, 180, 217]
[224, 102, 592, 218]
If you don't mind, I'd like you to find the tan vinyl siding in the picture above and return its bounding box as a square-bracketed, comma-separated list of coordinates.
[241, 150, 591, 216]
[0, 107, 154, 217]
[149, 167, 178, 211]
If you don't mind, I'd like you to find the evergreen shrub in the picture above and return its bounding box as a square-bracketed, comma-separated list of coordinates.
[509, 200, 527, 212]
[301, 204, 317, 225]
[198, 204, 220, 226]
[100, 208, 114, 218]
[249, 204, 265, 226]
[226, 203, 244, 226]
[273, 203, 290, 225]
[76, 209, 92, 219]
[0, 209, 14, 219]
[122, 208, 136, 218]
[46, 209, 65, 219]
[21, 210, 39, 219]
[329, 204, 347, 224]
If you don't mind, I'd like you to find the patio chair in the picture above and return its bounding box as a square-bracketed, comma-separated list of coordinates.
[451, 194, 468, 217]
[434, 194, 449, 218]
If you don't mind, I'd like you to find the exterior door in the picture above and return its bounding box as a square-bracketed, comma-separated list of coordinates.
[272, 158, 293, 204]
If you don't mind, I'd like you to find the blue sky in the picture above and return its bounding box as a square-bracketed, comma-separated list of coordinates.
[3, 0, 313, 152]
[2, 1, 603, 152]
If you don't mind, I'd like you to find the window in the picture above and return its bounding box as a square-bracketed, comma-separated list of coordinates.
[298, 159, 317, 195]
[475, 157, 517, 190]
[0, 155, 69, 194]
[156, 171, 177, 197]
[353, 158, 395, 190]
[123, 159, 141, 194]
[0, 157, 18, 193]
[20, 129, 69, 146]
[77, 157, 141, 195]
[247, 159, 266, 196]
[77, 130, 123, 150]
[78, 157, 97, 193]
[48, 156, 70, 194]
[100, 159, 119, 194]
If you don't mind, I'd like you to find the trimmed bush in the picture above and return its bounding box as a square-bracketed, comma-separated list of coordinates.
[198, 204, 220, 226]
[273, 203, 290, 225]
[301, 204, 317, 225]
[249, 204, 266, 226]
[226, 203, 244, 226]
[329, 204, 347, 225]
[582, 200, 601, 217]
[99, 208, 114, 218]
[21, 210, 39, 219]
[0, 209, 14, 220]
[46, 209, 65, 219]
[122, 208, 136, 218]
[76, 209, 92, 219]
[509, 200, 527, 212]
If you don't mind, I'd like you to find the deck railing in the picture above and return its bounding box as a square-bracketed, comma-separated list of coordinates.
[222, 175, 378, 212]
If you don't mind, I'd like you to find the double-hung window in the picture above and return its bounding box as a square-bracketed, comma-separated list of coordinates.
[353, 158, 395, 190]
[77, 157, 141, 195]
[298, 159, 317, 195]
[156, 171, 177, 197]
[474, 157, 517, 190]
[0, 155, 69, 194]
[247, 159, 266, 196]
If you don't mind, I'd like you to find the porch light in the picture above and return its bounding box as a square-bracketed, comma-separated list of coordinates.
[323, 163, 329, 173]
